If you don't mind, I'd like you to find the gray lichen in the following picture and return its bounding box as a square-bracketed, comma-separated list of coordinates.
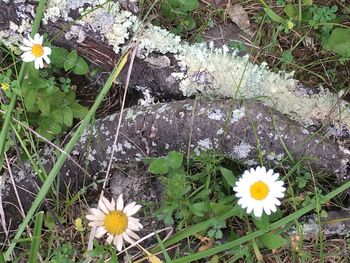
[2, 0, 350, 132]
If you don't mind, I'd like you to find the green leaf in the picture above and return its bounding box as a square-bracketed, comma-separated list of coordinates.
[220, 167, 236, 187]
[252, 214, 269, 231]
[29, 211, 44, 263]
[72, 57, 89, 75]
[259, 233, 287, 250]
[323, 28, 350, 58]
[148, 158, 169, 174]
[284, 3, 295, 18]
[264, 7, 285, 23]
[69, 102, 88, 119]
[302, 0, 313, 5]
[50, 109, 64, 124]
[39, 118, 62, 135]
[24, 88, 37, 111]
[51, 47, 69, 68]
[180, 16, 196, 31]
[64, 50, 78, 71]
[62, 106, 73, 127]
[167, 151, 183, 169]
[37, 97, 50, 115]
[177, 0, 199, 11]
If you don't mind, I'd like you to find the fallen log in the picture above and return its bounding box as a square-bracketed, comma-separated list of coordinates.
[1, 1, 350, 133]
[1, 99, 349, 240]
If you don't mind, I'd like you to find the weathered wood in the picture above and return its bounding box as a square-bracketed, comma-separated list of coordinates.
[1, 99, 349, 240]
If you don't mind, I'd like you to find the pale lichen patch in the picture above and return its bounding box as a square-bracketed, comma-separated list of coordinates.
[233, 142, 252, 159]
[207, 109, 224, 121]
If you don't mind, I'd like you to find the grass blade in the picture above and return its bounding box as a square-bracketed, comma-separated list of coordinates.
[3, 52, 129, 261]
[28, 211, 44, 263]
[0, 0, 46, 169]
[170, 177, 350, 262]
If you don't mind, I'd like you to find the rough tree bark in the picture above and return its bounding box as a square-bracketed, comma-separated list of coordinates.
[1, 0, 350, 242]
[1, 99, 349, 239]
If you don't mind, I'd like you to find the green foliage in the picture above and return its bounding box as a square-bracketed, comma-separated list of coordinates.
[160, 0, 199, 34]
[51, 48, 89, 75]
[323, 28, 350, 58]
[308, 5, 338, 32]
[50, 243, 75, 263]
[1, 46, 88, 140]
[258, 233, 288, 249]
[148, 151, 233, 237]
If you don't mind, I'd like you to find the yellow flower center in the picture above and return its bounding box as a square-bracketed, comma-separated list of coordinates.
[1, 83, 10, 91]
[104, 211, 128, 235]
[31, 44, 44, 57]
[250, 181, 269, 200]
[287, 21, 294, 30]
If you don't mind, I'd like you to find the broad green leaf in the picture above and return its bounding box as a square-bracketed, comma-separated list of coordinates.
[178, 0, 199, 11]
[50, 109, 64, 124]
[37, 97, 50, 115]
[193, 202, 210, 215]
[323, 28, 350, 58]
[284, 3, 295, 18]
[302, 0, 313, 5]
[72, 57, 89, 75]
[180, 16, 196, 31]
[167, 151, 183, 169]
[64, 50, 78, 71]
[259, 233, 287, 250]
[62, 106, 73, 127]
[148, 158, 169, 174]
[39, 118, 62, 135]
[24, 88, 37, 111]
[220, 167, 236, 187]
[69, 102, 88, 119]
[51, 47, 69, 68]
[252, 214, 269, 231]
[264, 7, 285, 23]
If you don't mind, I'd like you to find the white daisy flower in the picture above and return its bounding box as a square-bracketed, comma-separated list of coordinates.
[233, 166, 286, 217]
[20, 33, 51, 69]
[86, 194, 143, 251]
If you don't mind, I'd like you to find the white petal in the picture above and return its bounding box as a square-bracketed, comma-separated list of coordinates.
[95, 226, 107, 238]
[21, 52, 35, 62]
[110, 198, 116, 211]
[106, 234, 114, 244]
[98, 197, 109, 214]
[263, 204, 271, 215]
[114, 235, 123, 251]
[126, 228, 140, 240]
[122, 232, 135, 244]
[128, 217, 143, 230]
[86, 214, 104, 221]
[267, 169, 274, 177]
[34, 33, 42, 44]
[88, 221, 104, 227]
[44, 46, 51, 55]
[246, 204, 254, 214]
[43, 55, 50, 64]
[23, 38, 33, 47]
[116, 194, 124, 211]
[124, 202, 142, 216]
[20, 46, 32, 51]
[91, 208, 105, 217]
[28, 35, 35, 44]
[128, 220, 142, 231]
[270, 204, 277, 213]
[34, 58, 43, 69]
[254, 205, 263, 217]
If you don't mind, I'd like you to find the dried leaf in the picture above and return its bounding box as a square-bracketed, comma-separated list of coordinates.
[227, 4, 252, 36]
